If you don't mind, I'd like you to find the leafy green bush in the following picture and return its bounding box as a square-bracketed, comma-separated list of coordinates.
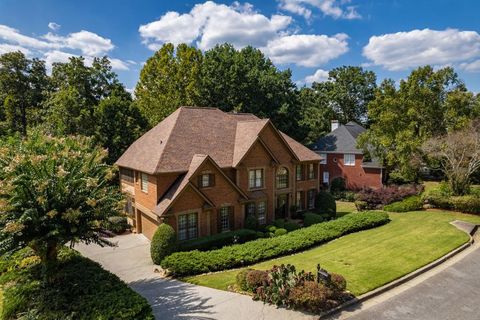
[423, 185, 480, 214]
[177, 229, 258, 252]
[354, 200, 368, 211]
[333, 191, 357, 202]
[236, 269, 252, 291]
[383, 195, 423, 212]
[450, 196, 480, 214]
[274, 228, 288, 237]
[315, 191, 336, 218]
[303, 212, 327, 227]
[150, 223, 177, 265]
[106, 216, 130, 234]
[244, 214, 258, 230]
[246, 270, 269, 292]
[284, 221, 301, 232]
[0, 247, 153, 320]
[330, 177, 346, 193]
[161, 211, 390, 276]
[329, 273, 347, 295]
[273, 219, 286, 228]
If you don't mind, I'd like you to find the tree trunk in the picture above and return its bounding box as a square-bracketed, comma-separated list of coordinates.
[31, 241, 59, 283]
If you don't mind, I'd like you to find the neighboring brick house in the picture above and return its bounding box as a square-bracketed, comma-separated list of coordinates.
[311, 120, 384, 190]
[116, 107, 321, 240]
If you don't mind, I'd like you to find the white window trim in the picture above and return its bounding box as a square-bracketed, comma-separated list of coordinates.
[141, 173, 148, 193]
[344, 154, 355, 166]
[323, 171, 329, 184]
[319, 153, 327, 165]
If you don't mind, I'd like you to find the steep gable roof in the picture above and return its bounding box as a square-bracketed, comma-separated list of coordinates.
[280, 132, 322, 162]
[311, 121, 366, 154]
[153, 154, 248, 216]
[117, 107, 319, 173]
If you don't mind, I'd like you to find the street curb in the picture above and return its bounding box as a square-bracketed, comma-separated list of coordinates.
[320, 223, 478, 319]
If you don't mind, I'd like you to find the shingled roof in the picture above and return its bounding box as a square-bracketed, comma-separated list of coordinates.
[311, 121, 366, 154]
[116, 107, 320, 174]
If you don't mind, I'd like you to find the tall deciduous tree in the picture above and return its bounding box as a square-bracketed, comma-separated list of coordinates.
[359, 66, 474, 182]
[0, 51, 49, 136]
[0, 131, 124, 279]
[46, 56, 146, 163]
[311, 66, 376, 125]
[135, 43, 203, 126]
[423, 120, 480, 195]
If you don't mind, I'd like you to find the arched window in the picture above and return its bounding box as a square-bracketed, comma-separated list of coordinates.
[276, 167, 289, 189]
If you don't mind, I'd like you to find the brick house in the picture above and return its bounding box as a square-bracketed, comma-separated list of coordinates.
[116, 107, 321, 240]
[311, 120, 384, 190]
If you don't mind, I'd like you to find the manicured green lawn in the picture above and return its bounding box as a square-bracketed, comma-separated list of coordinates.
[184, 210, 480, 295]
[336, 201, 356, 217]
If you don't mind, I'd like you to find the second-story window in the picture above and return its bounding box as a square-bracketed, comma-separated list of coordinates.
[248, 169, 264, 189]
[296, 165, 303, 181]
[276, 167, 289, 189]
[344, 154, 355, 166]
[308, 164, 315, 179]
[141, 173, 148, 192]
[120, 168, 134, 184]
[320, 153, 327, 165]
[199, 173, 215, 188]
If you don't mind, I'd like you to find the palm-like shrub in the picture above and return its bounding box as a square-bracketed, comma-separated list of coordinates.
[0, 131, 124, 278]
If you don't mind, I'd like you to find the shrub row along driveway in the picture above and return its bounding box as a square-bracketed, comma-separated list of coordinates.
[76, 233, 316, 320]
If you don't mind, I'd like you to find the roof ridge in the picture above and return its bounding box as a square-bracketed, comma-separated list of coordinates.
[153, 108, 182, 174]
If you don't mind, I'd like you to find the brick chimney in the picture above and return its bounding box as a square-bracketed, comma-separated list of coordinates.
[331, 120, 339, 132]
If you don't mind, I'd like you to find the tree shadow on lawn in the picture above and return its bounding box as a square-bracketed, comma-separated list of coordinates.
[129, 278, 215, 320]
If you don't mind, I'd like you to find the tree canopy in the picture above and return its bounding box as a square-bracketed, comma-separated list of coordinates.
[0, 132, 124, 277]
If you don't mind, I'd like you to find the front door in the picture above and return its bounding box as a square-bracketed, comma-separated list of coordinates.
[276, 194, 289, 219]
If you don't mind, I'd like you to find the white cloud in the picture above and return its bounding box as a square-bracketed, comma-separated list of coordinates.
[0, 43, 32, 56]
[48, 22, 61, 31]
[363, 28, 480, 71]
[304, 68, 329, 84]
[139, 1, 291, 50]
[277, 0, 361, 20]
[43, 30, 114, 56]
[0, 24, 129, 72]
[139, 1, 348, 67]
[263, 33, 348, 67]
[460, 60, 480, 72]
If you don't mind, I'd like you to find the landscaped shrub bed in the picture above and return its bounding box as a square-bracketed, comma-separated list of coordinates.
[239, 264, 353, 314]
[423, 183, 480, 214]
[161, 211, 390, 276]
[303, 212, 329, 227]
[0, 247, 153, 320]
[383, 195, 423, 212]
[355, 184, 424, 210]
[177, 229, 258, 252]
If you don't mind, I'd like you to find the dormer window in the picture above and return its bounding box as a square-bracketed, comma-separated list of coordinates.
[199, 173, 215, 188]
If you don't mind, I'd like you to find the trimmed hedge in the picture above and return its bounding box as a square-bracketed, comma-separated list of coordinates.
[0, 247, 153, 319]
[303, 212, 327, 227]
[424, 194, 480, 214]
[161, 211, 390, 276]
[177, 229, 258, 252]
[151, 223, 177, 265]
[383, 195, 423, 212]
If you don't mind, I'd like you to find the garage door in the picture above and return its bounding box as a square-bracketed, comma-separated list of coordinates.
[139, 211, 158, 240]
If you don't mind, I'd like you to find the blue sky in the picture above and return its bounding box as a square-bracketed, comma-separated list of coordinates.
[1, 0, 480, 92]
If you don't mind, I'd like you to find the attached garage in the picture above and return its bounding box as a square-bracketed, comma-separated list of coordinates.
[138, 210, 159, 240]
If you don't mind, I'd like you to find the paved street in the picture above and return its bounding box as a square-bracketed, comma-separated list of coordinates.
[337, 245, 480, 320]
[76, 233, 315, 320]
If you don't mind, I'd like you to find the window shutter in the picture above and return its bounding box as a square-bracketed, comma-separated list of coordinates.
[229, 207, 235, 230]
[198, 175, 202, 187]
[210, 174, 215, 187]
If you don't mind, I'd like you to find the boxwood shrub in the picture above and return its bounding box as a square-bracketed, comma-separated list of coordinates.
[150, 223, 177, 265]
[161, 211, 390, 276]
[177, 228, 258, 252]
[383, 195, 423, 212]
[303, 212, 327, 227]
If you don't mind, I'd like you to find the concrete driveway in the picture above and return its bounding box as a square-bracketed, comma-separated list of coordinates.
[76, 233, 315, 320]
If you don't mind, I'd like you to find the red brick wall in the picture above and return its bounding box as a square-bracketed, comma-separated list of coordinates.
[319, 153, 383, 189]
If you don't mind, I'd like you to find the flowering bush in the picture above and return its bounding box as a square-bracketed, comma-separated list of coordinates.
[355, 184, 424, 210]
[247, 264, 352, 313]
